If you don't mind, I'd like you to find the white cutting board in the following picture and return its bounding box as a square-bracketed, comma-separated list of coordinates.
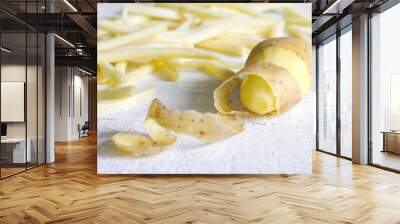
[97, 3, 314, 174]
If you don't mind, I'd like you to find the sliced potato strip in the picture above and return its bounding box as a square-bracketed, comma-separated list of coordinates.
[270, 21, 285, 38]
[125, 64, 154, 85]
[283, 6, 311, 27]
[172, 59, 237, 80]
[123, 4, 181, 20]
[98, 47, 219, 64]
[98, 87, 156, 117]
[115, 62, 127, 73]
[158, 3, 232, 19]
[286, 25, 311, 43]
[210, 3, 265, 16]
[97, 19, 138, 34]
[98, 24, 167, 51]
[195, 38, 248, 57]
[98, 63, 124, 86]
[160, 22, 227, 45]
[98, 85, 135, 100]
[151, 59, 180, 81]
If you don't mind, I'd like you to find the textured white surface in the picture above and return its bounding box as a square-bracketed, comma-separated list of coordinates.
[97, 3, 314, 174]
[98, 72, 314, 174]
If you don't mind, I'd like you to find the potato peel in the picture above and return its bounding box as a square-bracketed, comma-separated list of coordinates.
[112, 99, 245, 156]
[147, 99, 244, 141]
[213, 37, 310, 116]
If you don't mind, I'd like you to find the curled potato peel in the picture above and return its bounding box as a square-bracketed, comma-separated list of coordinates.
[112, 99, 245, 156]
[214, 37, 310, 116]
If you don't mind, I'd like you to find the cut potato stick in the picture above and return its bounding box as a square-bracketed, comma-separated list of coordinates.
[195, 39, 248, 57]
[210, 3, 264, 16]
[151, 60, 180, 81]
[270, 20, 285, 38]
[285, 17, 311, 27]
[174, 59, 243, 71]
[283, 6, 309, 22]
[98, 47, 219, 64]
[160, 22, 227, 45]
[98, 87, 156, 117]
[174, 13, 194, 31]
[115, 62, 127, 73]
[157, 3, 232, 19]
[247, 4, 284, 12]
[125, 64, 154, 85]
[286, 25, 311, 43]
[172, 59, 236, 80]
[98, 24, 167, 51]
[220, 35, 264, 50]
[199, 64, 235, 80]
[98, 63, 124, 86]
[98, 19, 138, 34]
[284, 7, 311, 27]
[98, 85, 135, 100]
[123, 4, 181, 20]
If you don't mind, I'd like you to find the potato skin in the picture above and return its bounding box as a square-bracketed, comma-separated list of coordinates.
[245, 37, 311, 78]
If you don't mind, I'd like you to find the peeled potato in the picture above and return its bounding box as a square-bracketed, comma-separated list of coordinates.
[214, 37, 311, 115]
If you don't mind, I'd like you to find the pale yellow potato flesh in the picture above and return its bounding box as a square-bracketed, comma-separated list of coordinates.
[240, 74, 275, 114]
[214, 37, 310, 116]
[195, 38, 248, 57]
[98, 85, 135, 100]
[98, 87, 156, 117]
[151, 59, 180, 81]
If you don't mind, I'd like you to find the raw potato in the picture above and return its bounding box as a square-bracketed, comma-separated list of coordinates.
[98, 87, 156, 117]
[112, 99, 245, 156]
[214, 37, 311, 115]
[98, 85, 135, 100]
[98, 47, 218, 64]
[246, 37, 312, 95]
[99, 4, 312, 156]
[98, 23, 167, 51]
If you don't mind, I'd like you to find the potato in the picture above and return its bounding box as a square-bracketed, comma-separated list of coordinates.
[240, 74, 275, 114]
[98, 85, 135, 100]
[245, 37, 311, 95]
[214, 37, 310, 115]
[98, 87, 156, 117]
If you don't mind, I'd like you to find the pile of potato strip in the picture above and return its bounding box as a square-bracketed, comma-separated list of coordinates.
[97, 3, 311, 156]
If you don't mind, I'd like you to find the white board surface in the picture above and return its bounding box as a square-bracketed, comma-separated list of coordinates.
[1, 82, 25, 122]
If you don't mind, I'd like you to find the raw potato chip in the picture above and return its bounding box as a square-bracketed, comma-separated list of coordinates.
[112, 99, 245, 156]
